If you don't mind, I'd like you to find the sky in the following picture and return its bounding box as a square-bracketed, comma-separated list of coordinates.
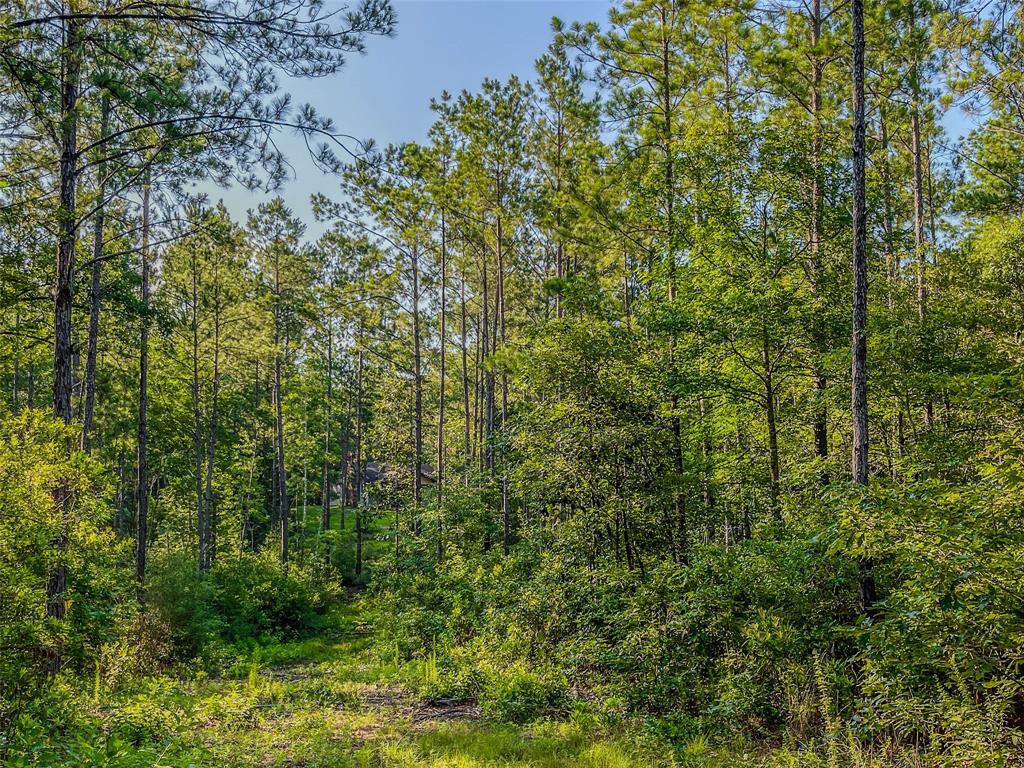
[206, 0, 609, 235]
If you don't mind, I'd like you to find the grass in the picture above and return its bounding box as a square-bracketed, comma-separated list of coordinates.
[6, 508, 677, 767]
[18, 594, 672, 768]
[378, 722, 661, 767]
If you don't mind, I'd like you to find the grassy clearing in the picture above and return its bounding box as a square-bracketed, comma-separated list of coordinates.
[58, 597, 672, 768]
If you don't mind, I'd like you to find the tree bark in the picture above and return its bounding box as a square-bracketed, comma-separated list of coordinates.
[497, 215, 510, 554]
[136, 178, 151, 603]
[81, 95, 111, 453]
[808, 0, 829, 481]
[354, 348, 364, 576]
[411, 243, 423, 538]
[909, 2, 934, 428]
[851, 0, 877, 613]
[203, 306, 221, 570]
[659, 7, 687, 564]
[460, 271, 471, 476]
[52, 18, 80, 425]
[322, 319, 332, 535]
[274, 262, 289, 570]
[437, 211, 447, 560]
[763, 336, 782, 522]
[192, 248, 206, 571]
[45, 17, 82, 673]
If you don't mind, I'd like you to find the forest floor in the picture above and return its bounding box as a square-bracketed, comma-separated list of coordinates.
[96, 600, 668, 768]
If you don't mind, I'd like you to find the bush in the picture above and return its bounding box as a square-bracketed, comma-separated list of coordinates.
[146, 552, 222, 661]
[209, 551, 328, 641]
[0, 410, 129, 731]
[421, 652, 486, 702]
[142, 548, 333, 665]
[107, 694, 181, 745]
[479, 662, 568, 723]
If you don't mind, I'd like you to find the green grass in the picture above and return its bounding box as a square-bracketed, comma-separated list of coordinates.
[11, 597, 675, 768]
[376, 721, 665, 768]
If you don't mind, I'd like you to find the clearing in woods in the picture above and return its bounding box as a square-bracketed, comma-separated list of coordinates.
[93, 600, 671, 768]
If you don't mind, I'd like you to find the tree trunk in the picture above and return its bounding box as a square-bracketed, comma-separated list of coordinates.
[354, 348, 364, 576]
[909, 4, 934, 428]
[808, 0, 829, 481]
[879, 102, 898, 308]
[203, 313, 221, 571]
[81, 95, 111, 453]
[763, 336, 782, 522]
[116, 441, 126, 536]
[52, 18, 80, 425]
[412, 243, 423, 538]
[192, 249, 206, 571]
[136, 178, 151, 604]
[460, 271, 471, 476]
[482, 245, 493, 551]
[12, 351, 19, 413]
[274, 267, 289, 570]
[437, 212, 447, 560]
[699, 394, 715, 514]
[45, 17, 81, 674]
[660, 9, 687, 564]
[322, 319, 333, 534]
[497, 215, 511, 554]
[851, 0, 877, 613]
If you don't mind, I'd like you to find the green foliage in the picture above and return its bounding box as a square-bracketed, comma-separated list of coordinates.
[0, 409, 131, 730]
[478, 663, 569, 724]
[144, 549, 335, 663]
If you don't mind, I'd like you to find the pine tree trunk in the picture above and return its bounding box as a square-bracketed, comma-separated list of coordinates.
[412, 243, 423, 537]
[322, 320, 332, 534]
[136, 178, 151, 604]
[660, 8, 687, 563]
[879, 104, 898, 308]
[808, 0, 829, 480]
[116, 442, 126, 536]
[909, 4, 934, 428]
[497, 216, 510, 554]
[82, 95, 111, 453]
[354, 348, 364, 576]
[274, 265, 289, 570]
[851, 0, 877, 612]
[437, 212, 447, 560]
[45, 17, 81, 674]
[460, 272, 471, 477]
[203, 317, 221, 570]
[12, 350, 19, 413]
[482, 246, 493, 550]
[699, 394, 715, 514]
[763, 337, 782, 522]
[192, 253, 206, 571]
[52, 18, 80, 426]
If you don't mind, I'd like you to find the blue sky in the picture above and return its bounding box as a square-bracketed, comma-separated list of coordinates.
[208, 0, 608, 234]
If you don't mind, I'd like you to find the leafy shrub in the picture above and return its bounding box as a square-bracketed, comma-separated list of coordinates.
[208, 551, 328, 642]
[0, 410, 129, 730]
[478, 662, 568, 723]
[145, 552, 222, 661]
[421, 656, 486, 702]
[107, 695, 181, 745]
[142, 549, 333, 663]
